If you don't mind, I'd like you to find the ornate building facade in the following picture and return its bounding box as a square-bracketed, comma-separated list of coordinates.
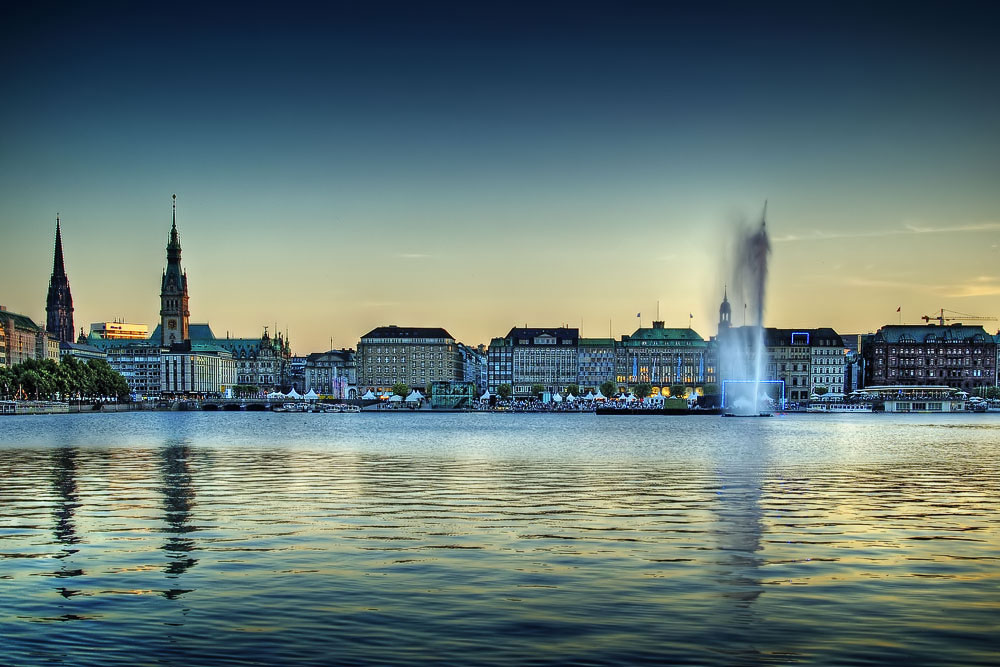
[616, 321, 712, 393]
[45, 217, 75, 343]
[160, 194, 190, 346]
[863, 324, 997, 392]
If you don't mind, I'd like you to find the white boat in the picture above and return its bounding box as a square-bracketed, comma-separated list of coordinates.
[806, 402, 873, 413]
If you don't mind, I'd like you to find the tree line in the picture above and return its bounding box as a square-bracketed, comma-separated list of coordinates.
[0, 357, 130, 401]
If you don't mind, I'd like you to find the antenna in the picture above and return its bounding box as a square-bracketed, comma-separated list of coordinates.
[762, 199, 768, 226]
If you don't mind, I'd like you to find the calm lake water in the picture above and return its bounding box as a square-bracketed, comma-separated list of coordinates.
[1, 412, 998, 665]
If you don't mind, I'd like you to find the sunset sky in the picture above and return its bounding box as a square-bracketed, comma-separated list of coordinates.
[2, 2, 998, 352]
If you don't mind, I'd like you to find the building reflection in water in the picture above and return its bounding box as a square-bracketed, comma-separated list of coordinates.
[160, 441, 198, 591]
[51, 447, 84, 597]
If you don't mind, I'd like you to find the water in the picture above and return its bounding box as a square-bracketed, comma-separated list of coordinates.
[1, 412, 998, 665]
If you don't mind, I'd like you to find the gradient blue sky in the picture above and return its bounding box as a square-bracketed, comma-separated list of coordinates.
[2, 1, 998, 351]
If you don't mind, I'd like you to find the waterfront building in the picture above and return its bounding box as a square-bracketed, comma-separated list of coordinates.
[45, 217, 75, 344]
[59, 341, 107, 362]
[0, 320, 5, 367]
[764, 328, 844, 402]
[160, 195, 190, 346]
[287, 355, 307, 392]
[616, 321, 711, 395]
[862, 324, 997, 392]
[0, 306, 46, 366]
[493, 327, 579, 397]
[161, 342, 236, 396]
[90, 321, 149, 340]
[303, 349, 357, 398]
[807, 331, 847, 396]
[214, 329, 290, 390]
[578, 338, 616, 392]
[486, 337, 513, 394]
[102, 343, 162, 398]
[358, 326, 462, 392]
[458, 342, 487, 393]
[718, 325, 845, 402]
[863, 385, 966, 413]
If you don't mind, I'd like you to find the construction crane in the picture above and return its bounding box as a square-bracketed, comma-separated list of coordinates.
[921, 308, 997, 326]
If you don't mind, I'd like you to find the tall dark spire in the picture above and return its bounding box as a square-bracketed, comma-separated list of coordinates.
[53, 216, 67, 277]
[46, 215, 75, 343]
[160, 194, 190, 346]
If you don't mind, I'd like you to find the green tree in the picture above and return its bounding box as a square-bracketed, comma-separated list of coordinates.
[566, 384, 580, 397]
[669, 384, 687, 399]
[530, 384, 545, 399]
[0, 366, 13, 398]
[391, 383, 411, 398]
[701, 383, 720, 396]
[633, 383, 652, 399]
[424, 382, 434, 397]
[599, 380, 617, 398]
[814, 386, 829, 396]
[497, 384, 512, 400]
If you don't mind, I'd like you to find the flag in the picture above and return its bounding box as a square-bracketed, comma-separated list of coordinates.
[689, 313, 693, 318]
[896, 306, 901, 312]
[636, 312, 640, 318]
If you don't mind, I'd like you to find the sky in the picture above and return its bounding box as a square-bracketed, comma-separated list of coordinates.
[2, 1, 998, 352]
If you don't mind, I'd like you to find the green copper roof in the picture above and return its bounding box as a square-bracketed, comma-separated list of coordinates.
[625, 327, 705, 343]
[1, 310, 44, 333]
[579, 337, 615, 347]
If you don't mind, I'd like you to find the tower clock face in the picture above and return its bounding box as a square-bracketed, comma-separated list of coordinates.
[168, 319, 177, 330]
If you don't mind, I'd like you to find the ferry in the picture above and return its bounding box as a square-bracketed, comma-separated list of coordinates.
[806, 402, 873, 413]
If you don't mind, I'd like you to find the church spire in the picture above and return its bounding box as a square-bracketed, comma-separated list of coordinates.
[168, 194, 181, 252]
[46, 215, 75, 343]
[53, 215, 66, 277]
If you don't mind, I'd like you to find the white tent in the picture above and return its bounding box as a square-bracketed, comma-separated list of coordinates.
[594, 389, 606, 400]
[583, 391, 595, 400]
[480, 390, 491, 401]
[413, 390, 425, 399]
[361, 390, 377, 400]
[267, 391, 285, 399]
[304, 389, 319, 401]
[405, 391, 421, 402]
[552, 392, 563, 403]
[389, 394, 403, 402]
[566, 393, 576, 402]
[380, 392, 392, 400]
[285, 388, 303, 400]
[624, 393, 636, 402]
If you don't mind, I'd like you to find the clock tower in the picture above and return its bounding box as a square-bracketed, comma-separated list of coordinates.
[160, 194, 190, 346]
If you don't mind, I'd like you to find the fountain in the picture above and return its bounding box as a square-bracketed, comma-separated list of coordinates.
[718, 203, 772, 416]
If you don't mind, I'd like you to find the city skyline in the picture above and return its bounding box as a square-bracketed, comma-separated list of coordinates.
[2, 3, 998, 352]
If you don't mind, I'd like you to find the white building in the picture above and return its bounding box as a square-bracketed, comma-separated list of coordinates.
[161, 344, 235, 396]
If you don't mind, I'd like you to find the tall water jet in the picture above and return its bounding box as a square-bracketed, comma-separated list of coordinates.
[718, 203, 772, 415]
